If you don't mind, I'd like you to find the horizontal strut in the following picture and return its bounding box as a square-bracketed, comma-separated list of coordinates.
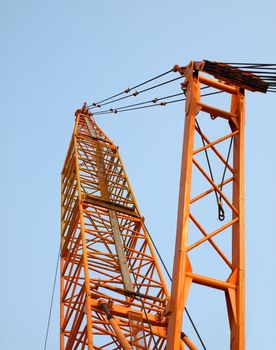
[186, 272, 236, 291]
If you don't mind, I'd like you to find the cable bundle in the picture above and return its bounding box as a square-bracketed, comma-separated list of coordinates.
[217, 62, 276, 93]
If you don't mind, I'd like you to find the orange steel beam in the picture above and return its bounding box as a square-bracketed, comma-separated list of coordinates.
[60, 105, 199, 349]
[166, 61, 246, 349]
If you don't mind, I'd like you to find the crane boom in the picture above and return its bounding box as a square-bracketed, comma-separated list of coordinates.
[61, 109, 176, 349]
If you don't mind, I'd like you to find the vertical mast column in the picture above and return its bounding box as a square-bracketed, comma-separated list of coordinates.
[166, 63, 201, 350]
[229, 88, 245, 349]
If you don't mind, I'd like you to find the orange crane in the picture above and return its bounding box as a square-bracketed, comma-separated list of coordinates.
[60, 61, 269, 349]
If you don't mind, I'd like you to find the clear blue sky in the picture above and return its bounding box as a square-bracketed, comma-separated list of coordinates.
[0, 1, 275, 349]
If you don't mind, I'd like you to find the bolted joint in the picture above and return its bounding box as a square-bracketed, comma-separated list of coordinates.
[155, 310, 163, 322]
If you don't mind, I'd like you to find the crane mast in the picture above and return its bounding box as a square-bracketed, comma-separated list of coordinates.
[61, 61, 267, 349]
[166, 62, 246, 349]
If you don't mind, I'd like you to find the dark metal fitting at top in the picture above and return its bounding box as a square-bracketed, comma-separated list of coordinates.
[173, 64, 187, 76]
[75, 102, 92, 117]
[172, 64, 180, 72]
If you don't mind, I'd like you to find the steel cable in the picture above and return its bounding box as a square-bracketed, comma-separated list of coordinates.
[195, 119, 225, 221]
[93, 86, 211, 115]
[93, 92, 185, 115]
[43, 246, 60, 350]
[93, 90, 223, 116]
[87, 68, 175, 108]
[88, 76, 183, 110]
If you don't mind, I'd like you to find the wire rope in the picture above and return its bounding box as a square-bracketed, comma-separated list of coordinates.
[43, 246, 60, 350]
[92, 90, 223, 116]
[87, 68, 175, 108]
[93, 86, 212, 115]
[195, 119, 225, 220]
[219, 137, 233, 204]
[88, 76, 183, 110]
[93, 92, 185, 115]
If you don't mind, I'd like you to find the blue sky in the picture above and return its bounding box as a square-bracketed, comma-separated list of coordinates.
[1, 1, 276, 349]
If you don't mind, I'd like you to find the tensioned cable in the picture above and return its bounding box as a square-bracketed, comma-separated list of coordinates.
[93, 90, 223, 116]
[195, 119, 225, 221]
[87, 68, 175, 108]
[93, 97, 185, 115]
[93, 86, 211, 116]
[43, 246, 60, 350]
[219, 137, 233, 205]
[93, 92, 185, 115]
[88, 76, 183, 110]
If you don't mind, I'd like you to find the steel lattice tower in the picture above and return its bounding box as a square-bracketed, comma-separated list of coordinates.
[61, 107, 172, 349]
[166, 62, 247, 350]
